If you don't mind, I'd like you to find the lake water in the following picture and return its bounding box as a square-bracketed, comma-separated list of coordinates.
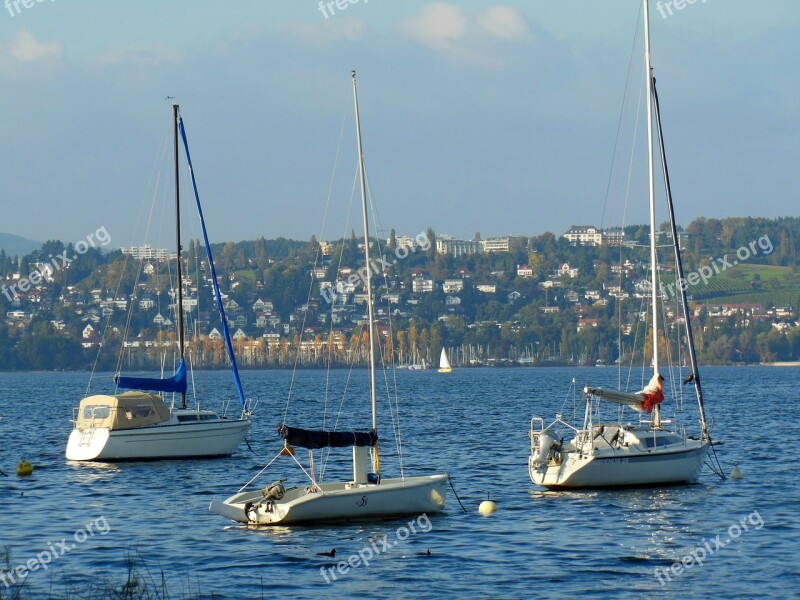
[0, 366, 797, 599]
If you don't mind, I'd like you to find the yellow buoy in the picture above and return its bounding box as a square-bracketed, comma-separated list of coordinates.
[730, 464, 743, 480]
[17, 461, 33, 476]
[478, 499, 497, 516]
[280, 444, 295, 456]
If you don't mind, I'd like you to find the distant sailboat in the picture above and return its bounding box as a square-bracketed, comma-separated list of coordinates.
[66, 103, 253, 462]
[438, 348, 452, 374]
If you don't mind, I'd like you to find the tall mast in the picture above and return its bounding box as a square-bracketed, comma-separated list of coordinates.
[352, 71, 379, 473]
[173, 102, 186, 409]
[644, 0, 661, 425]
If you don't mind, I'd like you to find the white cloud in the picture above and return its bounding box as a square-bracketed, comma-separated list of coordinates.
[478, 6, 531, 41]
[96, 44, 182, 67]
[400, 3, 468, 50]
[0, 29, 62, 66]
[399, 3, 531, 66]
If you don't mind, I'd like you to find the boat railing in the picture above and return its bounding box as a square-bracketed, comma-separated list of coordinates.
[529, 415, 580, 452]
[221, 398, 258, 419]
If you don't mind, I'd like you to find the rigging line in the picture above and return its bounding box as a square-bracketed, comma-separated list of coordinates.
[283, 136, 356, 425]
[96, 116, 172, 393]
[600, 0, 644, 231]
[617, 52, 647, 391]
[319, 352, 357, 482]
[374, 306, 404, 475]
[364, 170, 406, 473]
[316, 102, 350, 431]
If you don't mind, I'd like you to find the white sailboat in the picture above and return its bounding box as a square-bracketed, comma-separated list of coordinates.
[209, 72, 448, 525]
[437, 348, 452, 373]
[66, 104, 253, 462]
[528, 0, 718, 489]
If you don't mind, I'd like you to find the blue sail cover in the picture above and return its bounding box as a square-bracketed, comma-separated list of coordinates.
[178, 116, 246, 407]
[115, 357, 187, 394]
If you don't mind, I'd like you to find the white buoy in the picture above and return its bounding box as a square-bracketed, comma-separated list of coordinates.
[730, 464, 743, 480]
[478, 499, 497, 516]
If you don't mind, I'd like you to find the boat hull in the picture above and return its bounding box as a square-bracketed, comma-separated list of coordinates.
[210, 474, 448, 525]
[529, 442, 708, 489]
[66, 419, 251, 461]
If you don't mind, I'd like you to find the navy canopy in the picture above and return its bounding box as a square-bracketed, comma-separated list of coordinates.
[278, 423, 377, 449]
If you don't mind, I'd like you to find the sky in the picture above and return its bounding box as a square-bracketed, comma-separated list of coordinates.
[0, 0, 798, 248]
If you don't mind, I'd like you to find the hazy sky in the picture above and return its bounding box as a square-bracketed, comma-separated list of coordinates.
[1, 1, 798, 248]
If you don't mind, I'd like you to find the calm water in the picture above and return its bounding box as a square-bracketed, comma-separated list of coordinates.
[0, 366, 797, 599]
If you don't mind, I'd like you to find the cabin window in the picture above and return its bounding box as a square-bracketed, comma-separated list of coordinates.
[643, 435, 679, 448]
[130, 404, 156, 419]
[83, 405, 111, 420]
[177, 414, 198, 422]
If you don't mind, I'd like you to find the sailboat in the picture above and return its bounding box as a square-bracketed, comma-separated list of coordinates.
[66, 103, 253, 462]
[528, 0, 717, 489]
[209, 72, 448, 525]
[437, 348, 452, 373]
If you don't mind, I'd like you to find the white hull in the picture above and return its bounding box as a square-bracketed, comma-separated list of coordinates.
[529, 440, 708, 489]
[66, 417, 251, 461]
[210, 474, 448, 525]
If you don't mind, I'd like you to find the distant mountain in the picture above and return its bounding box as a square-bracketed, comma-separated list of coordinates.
[0, 233, 41, 257]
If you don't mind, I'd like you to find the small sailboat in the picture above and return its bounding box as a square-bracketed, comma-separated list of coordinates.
[66, 104, 253, 462]
[209, 71, 447, 525]
[437, 348, 452, 373]
[528, 0, 718, 489]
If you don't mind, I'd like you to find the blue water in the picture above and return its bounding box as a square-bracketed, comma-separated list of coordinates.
[0, 367, 797, 599]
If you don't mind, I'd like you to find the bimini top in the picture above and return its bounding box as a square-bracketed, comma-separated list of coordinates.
[76, 391, 170, 431]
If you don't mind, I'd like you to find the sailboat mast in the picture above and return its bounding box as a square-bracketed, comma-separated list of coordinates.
[173, 103, 186, 408]
[644, 0, 660, 386]
[352, 71, 379, 460]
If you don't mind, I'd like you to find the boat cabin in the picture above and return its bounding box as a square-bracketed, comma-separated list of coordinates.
[75, 391, 170, 431]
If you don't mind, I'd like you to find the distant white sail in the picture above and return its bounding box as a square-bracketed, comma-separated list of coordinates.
[439, 348, 451, 371]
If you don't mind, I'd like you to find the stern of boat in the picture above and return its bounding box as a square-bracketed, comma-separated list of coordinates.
[66, 427, 110, 461]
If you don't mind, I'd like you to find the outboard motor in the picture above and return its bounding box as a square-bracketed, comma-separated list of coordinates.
[532, 429, 559, 468]
[262, 480, 285, 501]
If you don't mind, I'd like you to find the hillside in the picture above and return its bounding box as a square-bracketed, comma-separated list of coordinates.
[1, 217, 799, 370]
[0, 233, 41, 257]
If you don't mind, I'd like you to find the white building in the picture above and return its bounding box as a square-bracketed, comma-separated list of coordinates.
[481, 236, 511, 253]
[412, 276, 434, 293]
[442, 279, 464, 293]
[436, 236, 481, 257]
[563, 225, 603, 246]
[121, 245, 177, 260]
